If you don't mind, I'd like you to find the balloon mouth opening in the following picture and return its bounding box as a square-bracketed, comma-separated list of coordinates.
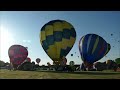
[53, 61, 61, 65]
[53, 57, 67, 65]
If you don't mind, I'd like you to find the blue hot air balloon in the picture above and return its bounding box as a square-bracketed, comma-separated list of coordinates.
[79, 34, 111, 70]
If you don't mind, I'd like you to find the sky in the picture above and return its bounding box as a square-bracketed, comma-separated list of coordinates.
[0, 11, 120, 65]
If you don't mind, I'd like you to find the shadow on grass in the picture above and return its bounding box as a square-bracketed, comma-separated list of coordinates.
[35, 70, 120, 75]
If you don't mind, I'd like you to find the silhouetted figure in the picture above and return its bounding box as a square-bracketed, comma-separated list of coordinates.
[80, 63, 86, 71]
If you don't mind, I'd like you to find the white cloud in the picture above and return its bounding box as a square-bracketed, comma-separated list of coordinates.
[27, 40, 31, 43]
[22, 40, 31, 43]
[22, 40, 26, 42]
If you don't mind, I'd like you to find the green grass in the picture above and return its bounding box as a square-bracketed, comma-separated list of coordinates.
[1, 69, 120, 79]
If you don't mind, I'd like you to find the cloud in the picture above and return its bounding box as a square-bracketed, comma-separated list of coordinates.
[22, 40, 31, 43]
[22, 40, 26, 42]
[27, 40, 31, 43]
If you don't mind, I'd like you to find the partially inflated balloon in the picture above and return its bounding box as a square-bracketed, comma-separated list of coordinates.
[79, 34, 111, 68]
[40, 20, 76, 65]
[8, 45, 28, 69]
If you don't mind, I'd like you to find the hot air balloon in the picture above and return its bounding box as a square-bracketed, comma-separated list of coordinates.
[106, 60, 117, 70]
[79, 34, 111, 70]
[32, 61, 35, 65]
[8, 45, 28, 69]
[111, 34, 113, 36]
[40, 20, 76, 65]
[47, 62, 51, 66]
[69, 61, 75, 66]
[69, 61, 75, 72]
[26, 57, 31, 62]
[106, 60, 113, 66]
[36, 58, 41, 65]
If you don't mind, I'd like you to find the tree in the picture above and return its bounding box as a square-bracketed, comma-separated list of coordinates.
[115, 58, 120, 64]
[0, 60, 5, 67]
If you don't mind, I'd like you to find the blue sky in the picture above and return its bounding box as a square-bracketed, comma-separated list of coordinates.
[0, 11, 120, 65]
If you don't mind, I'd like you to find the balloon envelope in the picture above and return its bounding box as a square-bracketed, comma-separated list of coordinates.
[40, 20, 76, 65]
[36, 58, 41, 64]
[26, 57, 31, 62]
[104, 43, 111, 56]
[47, 62, 51, 66]
[69, 61, 75, 66]
[8, 45, 28, 68]
[106, 60, 113, 64]
[79, 34, 111, 64]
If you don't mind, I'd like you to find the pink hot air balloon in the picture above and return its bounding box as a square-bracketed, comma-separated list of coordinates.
[8, 45, 28, 69]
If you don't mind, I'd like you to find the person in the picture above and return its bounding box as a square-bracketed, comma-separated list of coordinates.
[9, 63, 13, 71]
[112, 62, 118, 72]
[80, 63, 86, 71]
[92, 64, 97, 71]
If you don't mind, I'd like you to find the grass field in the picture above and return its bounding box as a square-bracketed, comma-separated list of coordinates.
[1, 69, 120, 79]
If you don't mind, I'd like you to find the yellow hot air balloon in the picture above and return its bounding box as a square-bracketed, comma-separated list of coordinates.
[106, 60, 112, 65]
[40, 20, 76, 65]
